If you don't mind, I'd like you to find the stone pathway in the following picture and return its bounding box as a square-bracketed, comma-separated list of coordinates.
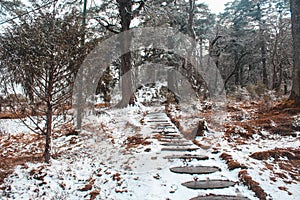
[145, 111, 251, 200]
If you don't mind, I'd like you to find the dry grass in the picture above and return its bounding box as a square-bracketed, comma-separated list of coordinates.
[0, 112, 27, 119]
[0, 123, 78, 187]
[78, 178, 95, 191]
[250, 148, 300, 160]
[95, 103, 111, 108]
[166, 99, 299, 198]
[165, 104, 183, 132]
[238, 170, 268, 200]
[53, 123, 78, 138]
[0, 103, 72, 119]
[225, 99, 300, 139]
[250, 148, 300, 182]
[124, 135, 151, 149]
[220, 153, 247, 170]
[0, 133, 44, 186]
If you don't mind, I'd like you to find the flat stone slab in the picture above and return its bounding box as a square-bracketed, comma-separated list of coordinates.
[161, 131, 178, 134]
[164, 155, 209, 160]
[160, 134, 180, 137]
[161, 147, 199, 152]
[159, 139, 189, 143]
[148, 118, 167, 120]
[190, 195, 250, 200]
[161, 143, 192, 146]
[182, 180, 236, 189]
[155, 124, 174, 126]
[152, 131, 178, 134]
[147, 120, 169, 122]
[151, 130, 175, 132]
[156, 127, 174, 130]
[160, 136, 183, 140]
[154, 130, 178, 133]
[150, 125, 173, 128]
[170, 166, 220, 174]
[160, 134, 181, 137]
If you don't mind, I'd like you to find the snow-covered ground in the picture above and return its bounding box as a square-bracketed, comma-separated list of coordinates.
[0, 102, 299, 199]
[167, 101, 300, 200]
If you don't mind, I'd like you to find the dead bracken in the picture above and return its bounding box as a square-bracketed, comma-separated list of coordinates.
[220, 153, 248, 170]
[238, 170, 268, 200]
[124, 135, 151, 149]
[250, 148, 300, 160]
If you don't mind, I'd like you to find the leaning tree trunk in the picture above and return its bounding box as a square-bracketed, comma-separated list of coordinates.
[289, 0, 300, 105]
[116, 0, 133, 107]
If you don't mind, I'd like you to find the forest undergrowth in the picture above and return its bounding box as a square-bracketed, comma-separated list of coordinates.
[0, 96, 299, 199]
[166, 96, 300, 198]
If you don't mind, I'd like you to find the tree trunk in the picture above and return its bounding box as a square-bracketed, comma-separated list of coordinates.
[234, 52, 241, 85]
[260, 26, 268, 87]
[44, 102, 52, 163]
[44, 69, 54, 163]
[187, 0, 196, 40]
[168, 69, 177, 94]
[257, 3, 268, 87]
[75, 0, 88, 130]
[185, 0, 207, 98]
[199, 38, 203, 70]
[289, 0, 300, 105]
[116, 0, 133, 108]
[187, 0, 196, 61]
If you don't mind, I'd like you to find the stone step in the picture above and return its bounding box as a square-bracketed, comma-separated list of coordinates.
[164, 155, 209, 160]
[150, 126, 175, 129]
[160, 133, 182, 137]
[151, 129, 176, 131]
[152, 128, 176, 131]
[147, 120, 169, 123]
[170, 166, 220, 174]
[147, 116, 167, 118]
[156, 126, 174, 128]
[161, 143, 192, 146]
[152, 131, 178, 134]
[161, 147, 199, 152]
[182, 180, 236, 190]
[147, 112, 252, 199]
[147, 118, 168, 120]
[160, 134, 180, 137]
[190, 195, 250, 200]
[160, 135, 183, 140]
[161, 131, 178, 134]
[159, 139, 189, 143]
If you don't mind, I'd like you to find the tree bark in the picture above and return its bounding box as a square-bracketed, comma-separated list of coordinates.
[116, 0, 133, 107]
[167, 69, 177, 94]
[234, 51, 241, 85]
[44, 102, 52, 163]
[187, 0, 196, 40]
[261, 37, 268, 87]
[257, 3, 268, 87]
[44, 69, 54, 163]
[289, 0, 300, 105]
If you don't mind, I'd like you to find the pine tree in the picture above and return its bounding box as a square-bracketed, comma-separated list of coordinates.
[289, 0, 300, 105]
[0, 3, 87, 163]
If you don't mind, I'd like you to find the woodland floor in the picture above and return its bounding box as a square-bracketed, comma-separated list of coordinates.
[0, 98, 299, 199]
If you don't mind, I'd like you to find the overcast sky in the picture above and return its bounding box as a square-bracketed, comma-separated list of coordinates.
[199, 0, 231, 13]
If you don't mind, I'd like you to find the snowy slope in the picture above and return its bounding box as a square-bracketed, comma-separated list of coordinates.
[0, 103, 299, 200]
